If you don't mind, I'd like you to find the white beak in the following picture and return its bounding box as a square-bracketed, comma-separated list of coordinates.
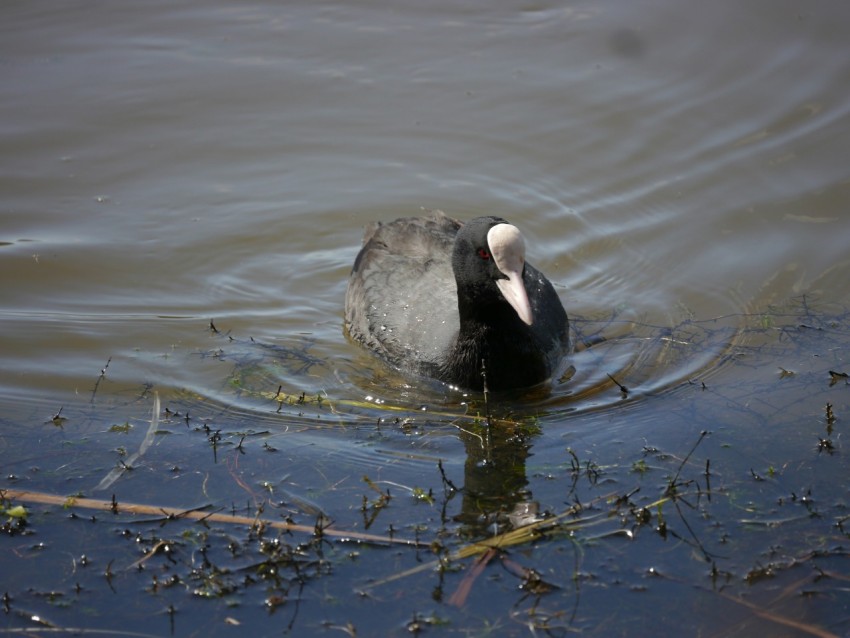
[496, 271, 533, 326]
[489, 224, 534, 326]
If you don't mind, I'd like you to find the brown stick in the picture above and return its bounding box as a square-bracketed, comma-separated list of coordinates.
[447, 547, 498, 607]
[1, 488, 423, 547]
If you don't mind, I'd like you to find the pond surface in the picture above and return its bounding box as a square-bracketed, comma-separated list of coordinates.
[2, 1, 850, 636]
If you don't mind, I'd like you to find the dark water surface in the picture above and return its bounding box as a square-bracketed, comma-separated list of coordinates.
[2, 1, 850, 636]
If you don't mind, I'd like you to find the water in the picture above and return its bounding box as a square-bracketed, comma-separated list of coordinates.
[2, 1, 850, 636]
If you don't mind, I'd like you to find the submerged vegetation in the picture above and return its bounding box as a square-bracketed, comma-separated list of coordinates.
[1, 296, 849, 636]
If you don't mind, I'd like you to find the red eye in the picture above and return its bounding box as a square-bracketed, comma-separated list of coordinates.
[477, 248, 491, 260]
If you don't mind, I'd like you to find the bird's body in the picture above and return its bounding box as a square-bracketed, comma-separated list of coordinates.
[344, 211, 569, 391]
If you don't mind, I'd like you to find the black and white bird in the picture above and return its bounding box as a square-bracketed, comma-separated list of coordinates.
[344, 211, 569, 391]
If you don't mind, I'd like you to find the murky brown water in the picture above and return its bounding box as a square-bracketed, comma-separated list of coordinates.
[2, 1, 850, 636]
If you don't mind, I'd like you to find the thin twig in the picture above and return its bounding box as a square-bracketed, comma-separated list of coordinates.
[1, 488, 423, 547]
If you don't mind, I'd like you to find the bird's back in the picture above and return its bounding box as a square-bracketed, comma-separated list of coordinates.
[344, 211, 462, 374]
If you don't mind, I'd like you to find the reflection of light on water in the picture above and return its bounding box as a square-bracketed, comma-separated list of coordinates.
[525, 307, 746, 418]
[205, 303, 746, 427]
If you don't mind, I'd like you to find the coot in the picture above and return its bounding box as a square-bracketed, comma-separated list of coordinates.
[344, 211, 569, 391]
